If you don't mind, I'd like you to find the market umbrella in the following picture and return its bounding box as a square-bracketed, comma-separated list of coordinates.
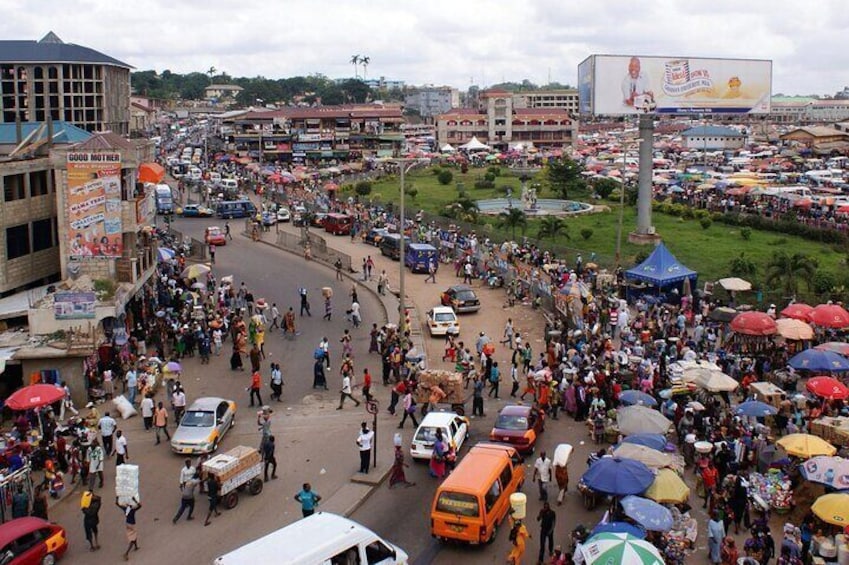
[138, 162, 165, 183]
[643, 468, 690, 504]
[718, 277, 752, 292]
[708, 306, 738, 323]
[191, 282, 206, 290]
[5, 384, 66, 411]
[806, 376, 849, 400]
[579, 532, 664, 565]
[692, 370, 739, 392]
[181, 263, 211, 280]
[620, 434, 668, 452]
[620, 495, 674, 532]
[815, 342, 849, 356]
[611, 443, 675, 469]
[157, 247, 176, 262]
[788, 349, 849, 372]
[781, 303, 814, 321]
[735, 401, 778, 418]
[776, 433, 837, 458]
[590, 522, 647, 539]
[617, 405, 672, 436]
[618, 390, 658, 407]
[730, 311, 778, 336]
[775, 318, 815, 341]
[580, 457, 655, 496]
[812, 493, 849, 526]
[801, 456, 849, 488]
[164, 361, 182, 373]
[810, 304, 849, 329]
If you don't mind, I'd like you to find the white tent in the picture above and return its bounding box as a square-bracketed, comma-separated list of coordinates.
[440, 143, 456, 153]
[459, 136, 490, 152]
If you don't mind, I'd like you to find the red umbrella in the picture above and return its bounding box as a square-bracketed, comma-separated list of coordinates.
[730, 312, 778, 336]
[815, 342, 849, 356]
[137, 162, 165, 184]
[810, 304, 849, 329]
[806, 376, 849, 400]
[781, 303, 814, 321]
[5, 384, 65, 411]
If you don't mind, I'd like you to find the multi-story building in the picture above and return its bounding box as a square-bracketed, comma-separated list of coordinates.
[225, 103, 406, 161]
[512, 89, 580, 115]
[404, 86, 459, 120]
[770, 97, 849, 124]
[436, 89, 575, 150]
[0, 32, 132, 134]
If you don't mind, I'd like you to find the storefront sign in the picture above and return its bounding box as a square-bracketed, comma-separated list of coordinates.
[66, 152, 123, 258]
[54, 291, 96, 319]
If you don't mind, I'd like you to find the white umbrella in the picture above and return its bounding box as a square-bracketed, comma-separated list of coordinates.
[718, 277, 752, 292]
[612, 443, 676, 469]
[693, 370, 739, 392]
[617, 405, 672, 436]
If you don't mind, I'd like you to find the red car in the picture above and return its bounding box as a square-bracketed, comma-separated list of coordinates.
[489, 405, 545, 454]
[204, 226, 226, 246]
[0, 517, 68, 565]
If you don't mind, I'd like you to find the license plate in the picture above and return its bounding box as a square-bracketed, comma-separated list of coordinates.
[503, 437, 510, 442]
[449, 524, 465, 532]
[182, 447, 194, 454]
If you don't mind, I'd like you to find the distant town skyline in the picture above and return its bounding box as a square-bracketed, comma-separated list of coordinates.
[3, 0, 847, 96]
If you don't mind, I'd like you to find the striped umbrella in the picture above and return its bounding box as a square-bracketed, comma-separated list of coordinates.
[580, 532, 664, 565]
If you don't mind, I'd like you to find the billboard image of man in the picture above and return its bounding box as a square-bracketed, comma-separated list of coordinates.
[621, 57, 654, 111]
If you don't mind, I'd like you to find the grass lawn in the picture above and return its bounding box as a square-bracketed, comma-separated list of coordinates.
[353, 167, 846, 300]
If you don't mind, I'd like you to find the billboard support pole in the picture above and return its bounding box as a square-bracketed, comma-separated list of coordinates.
[634, 114, 655, 237]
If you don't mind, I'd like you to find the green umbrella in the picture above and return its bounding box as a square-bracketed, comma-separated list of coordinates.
[580, 532, 664, 564]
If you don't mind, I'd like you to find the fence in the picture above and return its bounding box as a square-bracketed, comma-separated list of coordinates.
[274, 229, 353, 272]
[168, 228, 208, 262]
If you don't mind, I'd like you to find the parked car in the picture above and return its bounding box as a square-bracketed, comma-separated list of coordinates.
[489, 405, 544, 454]
[440, 285, 481, 313]
[205, 226, 227, 246]
[0, 517, 68, 565]
[181, 204, 214, 218]
[276, 207, 291, 222]
[171, 397, 237, 455]
[426, 306, 459, 337]
[261, 211, 277, 226]
[411, 411, 469, 461]
[364, 227, 388, 246]
[309, 212, 327, 228]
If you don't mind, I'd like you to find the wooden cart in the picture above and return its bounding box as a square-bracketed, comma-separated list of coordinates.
[202, 445, 264, 509]
[414, 370, 471, 416]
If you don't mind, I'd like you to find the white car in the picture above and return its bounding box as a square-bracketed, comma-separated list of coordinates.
[276, 207, 291, 222]
[426, 306, 459, 337]
[410, 411, 469, 461]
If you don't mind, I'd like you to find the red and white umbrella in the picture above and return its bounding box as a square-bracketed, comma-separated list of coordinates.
[5, 384, 65, 411]
[780, 303, 814, 321]
[807, 376, 849, 400]
[730, 312, 777, 336]
[810, 304, 849, 329]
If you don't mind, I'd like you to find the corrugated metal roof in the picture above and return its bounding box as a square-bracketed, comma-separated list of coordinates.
[681, 125, 744, 138]
[0, 32, 131, 69]
[0, 121, 91, 144]
[73, 131, 134, 151]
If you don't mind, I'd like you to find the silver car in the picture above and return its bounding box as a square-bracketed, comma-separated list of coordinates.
[170, 397, 237, 455]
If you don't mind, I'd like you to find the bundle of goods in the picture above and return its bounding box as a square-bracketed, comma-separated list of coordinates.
[662, 535, 689, 565]
[415, 370, 464, 402]
[203, 446, 261, 479]
[811, 416, 849, 447]
[116, 464, 140, 506]
[749, 470, 793, 512]
[321, 287, 333, 298]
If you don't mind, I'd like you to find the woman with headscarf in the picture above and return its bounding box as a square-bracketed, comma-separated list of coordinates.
[389, 443, 415, 488]
[506, 514, 530, 565]
[429, 429, 447, 479]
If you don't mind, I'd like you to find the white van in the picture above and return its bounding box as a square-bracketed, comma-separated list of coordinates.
[213, 512, 408, 565]
[220, 178, 238, 191]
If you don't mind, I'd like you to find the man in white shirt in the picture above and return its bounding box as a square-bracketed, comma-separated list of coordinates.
[172, 386, 187, 426]
[140, 395, 155, 431]
[350, 301, 361, 328]
[620, 56, 653, 109]
[269, 303, 280, 332]
[98, 412, 117, 456]
[337, 375, 360, 410]
[533, 451, 553, 502]
[102, 369, 114, 399]
[319, 337, 330, 370]
[114, 430, 129, 465]
[356, 422, 374, 474]
[179, 458, 196, 486]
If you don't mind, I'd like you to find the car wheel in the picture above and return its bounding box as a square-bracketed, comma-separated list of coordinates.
[41, 554, 56, 565]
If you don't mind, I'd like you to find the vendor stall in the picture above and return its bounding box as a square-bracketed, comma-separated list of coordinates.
[749, 381, 786, 409]
[749, 469, 793, 513]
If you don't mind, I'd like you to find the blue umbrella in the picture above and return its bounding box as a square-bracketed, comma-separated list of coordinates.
[735, 400, 778, 418]
[157, 247, 176, 262]
[619, 390, 658, 407]
[591, 521, 646, 539]
[620, 434, 668, 452]
[788, 349, 849, 372]
[620, 495, 674, 532]
[581, 457, 655, 496]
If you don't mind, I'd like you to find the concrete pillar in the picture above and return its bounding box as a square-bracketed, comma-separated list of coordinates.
[635, 113, 654, 234]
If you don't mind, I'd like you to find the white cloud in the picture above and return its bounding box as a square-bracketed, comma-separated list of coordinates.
[2, 0, 846, 95]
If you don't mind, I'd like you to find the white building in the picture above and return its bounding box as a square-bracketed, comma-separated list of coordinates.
[681, 125, 745, 150]
[404, 86, 459, 119]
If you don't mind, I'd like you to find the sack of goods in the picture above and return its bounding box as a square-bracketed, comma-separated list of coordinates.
[115, 464, 140, 505]
[321, 287, 333, 298]
[113, 395, 138, 420]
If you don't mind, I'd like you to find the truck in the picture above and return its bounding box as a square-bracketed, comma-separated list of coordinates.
[155, 184, 174, 215]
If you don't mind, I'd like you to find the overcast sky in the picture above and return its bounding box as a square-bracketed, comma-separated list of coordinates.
[3, 0, 847, 96]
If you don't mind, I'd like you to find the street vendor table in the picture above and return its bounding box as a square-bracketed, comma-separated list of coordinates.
[750, 382, 784, 409]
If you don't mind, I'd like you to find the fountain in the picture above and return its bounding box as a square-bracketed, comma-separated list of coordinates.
[475, 165, 595, 217]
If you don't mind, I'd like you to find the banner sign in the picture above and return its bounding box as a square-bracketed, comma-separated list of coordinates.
[66, 152, 123, 258]
[54, 291, 96, 319]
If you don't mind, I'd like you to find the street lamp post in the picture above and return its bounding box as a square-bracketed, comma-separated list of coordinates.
[394, 157, 426, 332]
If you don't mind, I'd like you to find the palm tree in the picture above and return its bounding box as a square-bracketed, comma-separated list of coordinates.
[349, 55, 360, 78]
[498, 208, 527, 241]
[206, 66, 216, 85]
[449, 197, 479, 223]
[537, 216, 569, 241]
[360, 56, 370, 79]
[764, 251, 818, 298]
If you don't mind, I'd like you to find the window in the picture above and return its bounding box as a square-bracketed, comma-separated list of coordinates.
[30, 170, 49, 196]
[330, 546, 361, 565]
[499, 464, 513, 491]
[436, 491, 479, 517]
[3, 174, 25, 201]
[484, 479, 502, 512]
[32, 218, 54, 252]
[6, 224, 30, 259]
[365, 540, 395, 564]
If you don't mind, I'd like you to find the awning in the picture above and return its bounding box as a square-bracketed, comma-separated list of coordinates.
[138, 162, 165, 184]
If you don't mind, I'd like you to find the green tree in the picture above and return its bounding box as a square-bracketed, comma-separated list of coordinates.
[446, 197, 479, 223]
[765, 251, 818, 298]
[354, 181, 372, 197]
[498, 208, 527, 240]
[537, 216, 569, 241]
[580, 228, 593, 240]
[437, 170, 453, 185]
[592, 178, 619, 200]
[728, 252, 757, 279]
[545, 157, 586, 199]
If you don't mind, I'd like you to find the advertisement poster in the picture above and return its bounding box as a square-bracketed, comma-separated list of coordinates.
[54, 291, 97, 319]
[67, 152, 123, 258]
[580, 55, 772, 115]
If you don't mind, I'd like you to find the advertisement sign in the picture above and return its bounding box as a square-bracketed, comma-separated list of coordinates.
[54, 291, 96, 319]
[579, 55, 772, 115]
[67, 152, 123, 258]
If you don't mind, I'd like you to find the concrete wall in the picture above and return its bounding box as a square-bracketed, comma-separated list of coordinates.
[27, 305, 115, 336]
[20, 356, 88, 407]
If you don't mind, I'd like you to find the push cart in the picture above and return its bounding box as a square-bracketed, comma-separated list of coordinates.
[415, 370, 471, 416]
[202, 445, 263, 509]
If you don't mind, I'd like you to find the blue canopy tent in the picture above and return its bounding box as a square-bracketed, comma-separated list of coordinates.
[624, 243, 697, 301]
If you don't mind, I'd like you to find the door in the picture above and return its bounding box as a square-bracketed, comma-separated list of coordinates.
[216, 402, 231, 434]
[454, 417, 468, 448]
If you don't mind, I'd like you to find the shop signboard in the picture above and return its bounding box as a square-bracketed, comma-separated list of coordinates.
[54, 291, 96, 319]
[66, 152, 123, 258]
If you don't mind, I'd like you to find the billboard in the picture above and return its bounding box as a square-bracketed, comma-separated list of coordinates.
[54, 291, 96, 319]
[66, 152, 123, 258]
[578, 55, 772, 115]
